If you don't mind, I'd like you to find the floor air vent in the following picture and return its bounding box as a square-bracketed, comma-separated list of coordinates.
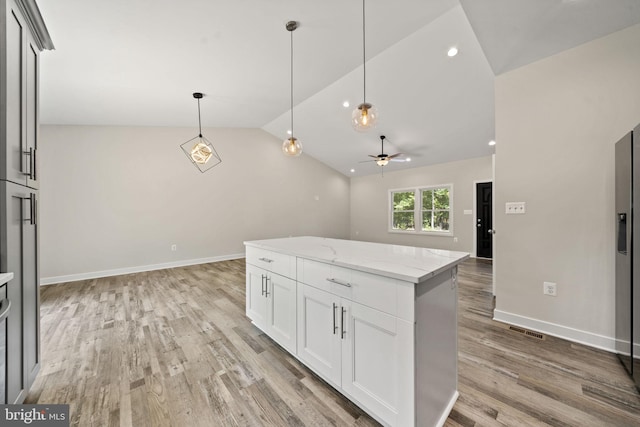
[508, 325, 545, 340]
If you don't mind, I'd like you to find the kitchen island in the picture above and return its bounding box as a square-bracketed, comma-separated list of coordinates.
[244, 236, 469, 427]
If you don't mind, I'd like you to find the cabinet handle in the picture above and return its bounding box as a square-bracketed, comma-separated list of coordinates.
[332, 303, 338, 334]
[341, 307, 346, 339]
[31, 193, 37, 226]
[265, 276, 271, 297]
[258, 257, 274, 263]
[327, 278, 351, 288]
[261, 274, 266, 296]
[23, 147, 34, 179]
[22, 194, 36, 225]
[32, 148, 37, 181]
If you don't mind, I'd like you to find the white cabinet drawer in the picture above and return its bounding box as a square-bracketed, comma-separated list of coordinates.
[297, 258, 351, 297]
[297, 258, 408, 317]
[246, 246, 295, 278]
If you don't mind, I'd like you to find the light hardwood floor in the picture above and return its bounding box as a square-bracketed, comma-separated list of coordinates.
[26, 258, 640, 426]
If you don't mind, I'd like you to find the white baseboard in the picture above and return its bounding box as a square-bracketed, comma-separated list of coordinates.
[436, 391, 459, 427]
[40, 253, 245, 286]
[493, 309, 618, 354]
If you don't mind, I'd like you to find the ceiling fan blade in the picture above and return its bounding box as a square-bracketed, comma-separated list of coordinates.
[388, 153, 402, 159]
[359, 159, 377, 163]
[367, 155, 378, 159]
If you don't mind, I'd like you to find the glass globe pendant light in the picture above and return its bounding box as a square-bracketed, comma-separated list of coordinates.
[282, 21, 303, 157]
[180, 92, 222, 173]
[352, 0, 378, 132]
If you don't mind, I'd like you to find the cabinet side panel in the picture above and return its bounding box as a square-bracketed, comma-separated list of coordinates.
[415, 267, 458, 426]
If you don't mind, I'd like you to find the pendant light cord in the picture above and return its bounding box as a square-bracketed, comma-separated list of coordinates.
[290, 27, 294, 138]
[362, 0, 366, 104]
[197, 97, 202, 137]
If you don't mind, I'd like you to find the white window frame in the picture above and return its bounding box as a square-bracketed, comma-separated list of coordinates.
[388, 184, 453, 236]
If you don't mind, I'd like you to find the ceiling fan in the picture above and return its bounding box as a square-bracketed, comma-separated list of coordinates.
[362, 135, 404, 166]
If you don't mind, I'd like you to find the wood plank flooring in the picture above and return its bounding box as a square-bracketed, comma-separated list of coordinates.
[26, 258, 640, 426]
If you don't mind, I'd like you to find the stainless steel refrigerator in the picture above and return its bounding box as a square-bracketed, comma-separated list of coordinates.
[615, 124, 640, 391]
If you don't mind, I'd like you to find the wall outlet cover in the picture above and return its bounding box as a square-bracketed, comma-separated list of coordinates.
[506, 202, 526, 214]
[543, 281, 557, 296]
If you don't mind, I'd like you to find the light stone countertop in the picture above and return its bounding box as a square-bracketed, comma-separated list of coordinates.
[244, 236, 469, 283]
[0, 272, 14, 287]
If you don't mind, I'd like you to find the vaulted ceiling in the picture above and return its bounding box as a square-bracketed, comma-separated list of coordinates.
[37, 0, 640, 176]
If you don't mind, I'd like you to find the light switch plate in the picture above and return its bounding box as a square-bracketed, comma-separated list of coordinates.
[505, 202, 526, 214]
[463, 209, 472, 215]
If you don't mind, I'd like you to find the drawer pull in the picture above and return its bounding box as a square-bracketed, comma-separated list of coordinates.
[327, 278, 351, 288]
[258, 257, 274, 263]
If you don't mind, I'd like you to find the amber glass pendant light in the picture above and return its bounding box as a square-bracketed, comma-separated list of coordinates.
[180, 92, 222, 173]
[282, 21, 302, 157]
[352, 0, 378, 132]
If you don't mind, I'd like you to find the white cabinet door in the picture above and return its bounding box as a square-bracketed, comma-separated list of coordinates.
[266, 273, 297, 353]
[297, 283, 342, 386]
[246, 264, 267, 330]
[341, 300, 414, 427]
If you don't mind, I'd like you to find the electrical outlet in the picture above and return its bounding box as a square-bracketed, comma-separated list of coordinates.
[543, 281, 557, 296]
[171, 244, 177, 251]
[453, 237, 458, 243]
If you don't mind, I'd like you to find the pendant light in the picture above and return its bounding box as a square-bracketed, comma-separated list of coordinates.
[180, 92, 222, 173]
[282, 21, 303, 157]
[352, 0, 378, 132]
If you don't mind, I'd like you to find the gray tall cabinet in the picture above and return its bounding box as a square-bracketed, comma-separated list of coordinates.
[0, 0, 52, 404]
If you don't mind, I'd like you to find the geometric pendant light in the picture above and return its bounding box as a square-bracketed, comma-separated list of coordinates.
[180, 92, 222, 173]
[282, 20, 303, 157]
[351, 0, 378, 132]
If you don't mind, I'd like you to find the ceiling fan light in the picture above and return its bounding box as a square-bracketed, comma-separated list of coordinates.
[352, 102, 378, 131]
[376, 158, 389, 166]
[282, 137, 302, 157]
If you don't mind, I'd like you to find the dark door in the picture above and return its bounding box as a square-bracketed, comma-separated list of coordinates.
[476, 182, 493, 259]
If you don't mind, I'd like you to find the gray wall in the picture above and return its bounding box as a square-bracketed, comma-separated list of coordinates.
[39, 126, 350, 282]
[494, 23, 640, 349]
[350, 156, 493, 253]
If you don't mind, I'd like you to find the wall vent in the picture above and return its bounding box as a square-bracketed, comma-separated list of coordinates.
[509, 325, 545, 340]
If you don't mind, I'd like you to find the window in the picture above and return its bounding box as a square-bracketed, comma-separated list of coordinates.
[421, 187, 450, 232]
[392, 191, 415, 230]
[389, 185, 453, 235]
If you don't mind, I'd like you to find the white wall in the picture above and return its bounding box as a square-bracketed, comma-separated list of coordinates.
[39, 126, 350, 283]
[350, 156, 493, 253]
[494, 24, 640, 350]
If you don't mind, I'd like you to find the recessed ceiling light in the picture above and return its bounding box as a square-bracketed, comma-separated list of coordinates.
[350, 168, 355, 173]
[447, 47, 458, 57]
[343, 101, 350, 108]
[488, 140, 496, 146]
[405, 158, 412, 162]
[287, 129, 292, 135]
